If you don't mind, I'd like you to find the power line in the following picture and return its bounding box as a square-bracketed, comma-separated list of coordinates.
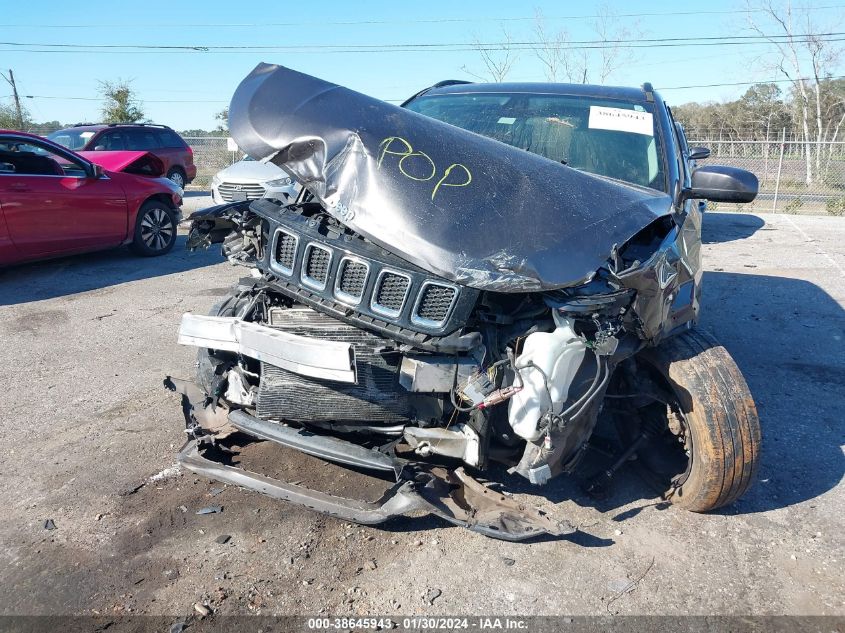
[660, 75, 845, 90]
[4, 39, 845, 56]
[2, 32, 844, 52]
[16, 75, 845, 105]
[3, 4, 844, 28]
[20, 94, 228, 103]
[0, 69, 24, 128]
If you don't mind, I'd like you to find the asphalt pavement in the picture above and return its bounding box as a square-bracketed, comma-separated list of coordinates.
[0, 207, 842, 618]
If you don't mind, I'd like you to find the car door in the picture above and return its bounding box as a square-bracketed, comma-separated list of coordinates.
[91, 130, 129, 151]
[672, 117, 708, 215]
[155, 129, 186, 176]
[0, 202, 20, 265]
[0, 135, 128, 258]
[0, 152, 21, 263]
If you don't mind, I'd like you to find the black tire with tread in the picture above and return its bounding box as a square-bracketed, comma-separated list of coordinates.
[196, 292, 241, 393]
[130, 200, 177, 257]
[636, 328, 761, 512]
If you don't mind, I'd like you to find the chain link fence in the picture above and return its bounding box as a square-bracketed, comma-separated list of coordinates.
[688, 140, 845, 215]
[182, 136, 244, 189]
[183, 136, 845, 215]
[12, 127, 845, 215]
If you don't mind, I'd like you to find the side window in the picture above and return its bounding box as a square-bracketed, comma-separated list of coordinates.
[157, 130, 184, 148]
[93, 132, 127, 151]
[126, 129, 161, 151]
[666, 107, 688, 181]
[0, 139, 88, 177]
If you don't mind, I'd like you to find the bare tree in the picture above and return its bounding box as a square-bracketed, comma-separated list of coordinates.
[462, 26, 519, 83]
[596, 5, 642, 83]
[532, 4, 642, 84]
[745, 0, 843, 183]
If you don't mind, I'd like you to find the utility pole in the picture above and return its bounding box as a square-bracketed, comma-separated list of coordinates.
[1, 69, 24, 129]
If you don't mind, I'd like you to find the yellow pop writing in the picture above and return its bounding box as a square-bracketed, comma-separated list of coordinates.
[432, 163, 472, 201]
[377, 136, 472, 200]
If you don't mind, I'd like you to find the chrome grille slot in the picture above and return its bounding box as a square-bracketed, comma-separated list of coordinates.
[371, 270, 411, 318]
[218, 182, 265, 201]
[273, 230, 298, 275]
[335, 257, 369, 305]
[260, 213, 479, 343]
[301, 243, 332, 290]
[413, 282, 458, 327]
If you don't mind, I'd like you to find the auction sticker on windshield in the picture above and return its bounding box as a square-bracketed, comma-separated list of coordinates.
[588, 106, 653, 136]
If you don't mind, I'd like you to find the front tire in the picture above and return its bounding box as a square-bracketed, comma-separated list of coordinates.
[130, 200, 177, 257]
[624, 329, 760, 512]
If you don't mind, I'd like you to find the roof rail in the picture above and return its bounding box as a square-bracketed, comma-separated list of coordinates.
[431, 79, 473, 89]
[400, 79, 474, 107]
[106, 122, 171, 129]
[70, 122, 99, 127]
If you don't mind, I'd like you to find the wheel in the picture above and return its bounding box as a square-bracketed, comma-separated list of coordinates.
[616, 329, 760, 512]
[166, 168, 186, 189]
[130, 200, 177, 256]
[196, 291, 248, 394]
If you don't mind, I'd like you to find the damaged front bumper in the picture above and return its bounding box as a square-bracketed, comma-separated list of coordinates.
[178, 313, 356, 383]
[169, 379, 574, 541]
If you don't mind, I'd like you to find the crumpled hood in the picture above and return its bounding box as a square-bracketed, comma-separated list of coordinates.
[229, 63, 674, 291]
[78, 150, 165, 177]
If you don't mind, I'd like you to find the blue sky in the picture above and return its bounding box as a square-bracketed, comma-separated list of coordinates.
[1, 0, 843, 131]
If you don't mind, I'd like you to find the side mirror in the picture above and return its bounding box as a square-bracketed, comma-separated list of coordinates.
[688, 146, 710, 160]
[90, 163, 105, 179]
[94, 145, 106, 151]
[681, 165, 758, 204]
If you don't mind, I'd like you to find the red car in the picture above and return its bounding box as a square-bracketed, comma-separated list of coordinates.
[0, 130, 183, 266]
[47, 123, 197, 189]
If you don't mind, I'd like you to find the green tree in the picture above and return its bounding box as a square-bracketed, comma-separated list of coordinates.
[737, 83, 790, 140]
[98, 79, 145, 123]
[0, 101, 32, 130]
[214, 107, 229, 133]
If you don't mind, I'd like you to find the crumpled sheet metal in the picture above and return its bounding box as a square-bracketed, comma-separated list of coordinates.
[178, 439, 574, 541]
[613, 205, 703, 342]
[229, 63, 675, 291]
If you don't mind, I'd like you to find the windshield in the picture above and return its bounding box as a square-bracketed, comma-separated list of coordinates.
[405, 92, 665, 191]
[47, 129, 98, 150]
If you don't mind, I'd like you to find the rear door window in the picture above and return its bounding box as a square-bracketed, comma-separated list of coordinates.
[126, 129, 162, 151]
[157, 130, 185, 148]
[94, 131, 127, 151]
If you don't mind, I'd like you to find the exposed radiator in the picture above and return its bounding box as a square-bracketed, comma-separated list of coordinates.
[256, 307, 413, 423]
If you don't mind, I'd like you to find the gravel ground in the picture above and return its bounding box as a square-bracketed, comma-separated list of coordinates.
[0, 203, 843, 620]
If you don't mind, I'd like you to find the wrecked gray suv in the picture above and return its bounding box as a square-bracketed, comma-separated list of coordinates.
[168, 64, 761, 541]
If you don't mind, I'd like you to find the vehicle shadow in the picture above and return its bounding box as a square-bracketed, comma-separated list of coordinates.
[701, 211, 765, 244]
[0, 236, 224, 306]
[699, 271, 845, 514]
[505, 271, 844, 519]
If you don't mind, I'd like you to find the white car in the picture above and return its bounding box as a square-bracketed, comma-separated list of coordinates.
[210, 156, 297, 204]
